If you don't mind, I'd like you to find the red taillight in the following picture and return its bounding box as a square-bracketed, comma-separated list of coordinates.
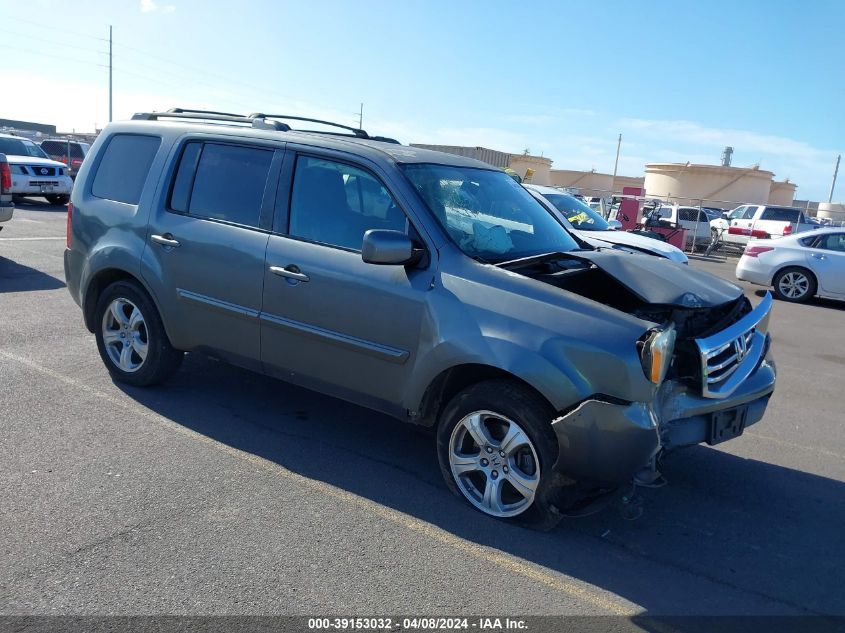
[0, 160, 11, 192]
[744, 245, 774, 258]
[783, 225, 793, 236]
[66, 203, 73, 248]
[71, 159, 83, 168]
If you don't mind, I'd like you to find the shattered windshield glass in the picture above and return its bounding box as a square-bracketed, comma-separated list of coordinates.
[402, 164, 579, 262]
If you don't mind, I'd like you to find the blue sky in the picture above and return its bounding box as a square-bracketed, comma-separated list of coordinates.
[2, 0, 843, 199]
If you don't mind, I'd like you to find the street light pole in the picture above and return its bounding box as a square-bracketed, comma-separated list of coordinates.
[829, 154, 841, 203]
[611, 133, 622, 192]
[108, 25, 113, 124]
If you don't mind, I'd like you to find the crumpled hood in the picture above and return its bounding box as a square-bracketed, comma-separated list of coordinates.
[576, 228, 686, 262]
[569, 250, 743, 307]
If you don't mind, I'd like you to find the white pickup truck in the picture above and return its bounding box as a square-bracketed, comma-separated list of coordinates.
[712, 205, 817, 245]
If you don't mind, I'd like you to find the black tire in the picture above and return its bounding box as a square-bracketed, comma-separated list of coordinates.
[436, 379, 562, 530]
[94, 280, 183, 386]
[772, 266, 816, 303]
[46, 194, 69, 206]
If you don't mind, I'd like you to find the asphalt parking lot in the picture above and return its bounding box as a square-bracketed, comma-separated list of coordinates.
[1, 199, 843, 618]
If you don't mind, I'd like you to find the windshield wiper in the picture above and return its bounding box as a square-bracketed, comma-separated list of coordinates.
[494, 252, 577, 269]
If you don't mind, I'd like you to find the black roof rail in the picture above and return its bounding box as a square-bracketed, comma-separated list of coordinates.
[131, 109, 290, 132]
[249, 114, 369, 138]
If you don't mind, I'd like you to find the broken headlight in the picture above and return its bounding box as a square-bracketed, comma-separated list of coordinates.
[639, 325, 676, 384]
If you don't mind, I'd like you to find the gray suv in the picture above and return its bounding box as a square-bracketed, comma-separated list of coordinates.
[65, 109, 776, 528]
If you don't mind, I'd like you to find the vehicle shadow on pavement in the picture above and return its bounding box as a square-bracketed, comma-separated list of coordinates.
[755, 289, 845, 312]
[118, 354, 845, 618]
[12, 197, 69, 213]
[0, 257, 66, 293]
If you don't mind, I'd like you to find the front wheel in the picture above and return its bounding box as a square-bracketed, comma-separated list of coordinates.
[94, 280, 183, 386]
[436, 380, 562, 530]
[773, 267, 816, 303]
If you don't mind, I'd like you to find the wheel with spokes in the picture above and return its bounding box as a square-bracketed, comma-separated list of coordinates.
[437, 380, 561, 529]
[773, 266, 816, 303]
[94, 280, 183, 386]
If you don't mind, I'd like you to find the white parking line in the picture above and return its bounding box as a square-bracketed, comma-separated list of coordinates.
[0, 237, 65, 241]
[0, 348, 637, 615]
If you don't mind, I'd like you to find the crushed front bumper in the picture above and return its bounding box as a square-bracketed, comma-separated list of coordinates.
[551, 343, 776, 486]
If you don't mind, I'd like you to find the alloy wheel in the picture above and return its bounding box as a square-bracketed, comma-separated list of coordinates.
[448, 410, 540, 517]
[778, 271, 810, 299]
[101, 298, 149, 373]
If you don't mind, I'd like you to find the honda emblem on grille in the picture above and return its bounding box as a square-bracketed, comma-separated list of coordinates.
[733, 336, 748, 362]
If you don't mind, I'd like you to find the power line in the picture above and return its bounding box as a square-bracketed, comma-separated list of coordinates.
[0, 27, 109, 57]
[0, 43, 108, 69]
[3, 15, 109, 42]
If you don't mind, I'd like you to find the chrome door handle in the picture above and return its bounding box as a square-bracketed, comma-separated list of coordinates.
[269, 265, 310, 282]
[151, 234, 181, 248]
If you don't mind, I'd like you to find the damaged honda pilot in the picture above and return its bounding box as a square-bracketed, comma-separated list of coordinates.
[65, 112, 776, 529]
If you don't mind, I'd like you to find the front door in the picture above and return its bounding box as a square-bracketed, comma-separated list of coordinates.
[260, 152, 433, 415]
[806, 232, 845, 296]
[142, 140, 282, 370]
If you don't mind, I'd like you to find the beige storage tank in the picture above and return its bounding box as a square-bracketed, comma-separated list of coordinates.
[548, 169, 612, 196]
[644, 163, 774, 207]
[817, 202, 845, 223]
[508, 155, 552, 185]
[768, 180, 797, 206]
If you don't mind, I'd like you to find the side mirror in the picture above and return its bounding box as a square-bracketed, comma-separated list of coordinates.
[362, 229, 420, 265]
[608, 219, 623, 230]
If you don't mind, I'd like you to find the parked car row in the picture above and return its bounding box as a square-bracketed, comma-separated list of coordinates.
[0, 133, 74, 205]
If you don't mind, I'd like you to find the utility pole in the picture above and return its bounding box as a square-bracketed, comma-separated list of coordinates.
[610, 133, 622, 192]
[829, 154, 841, 203]
[108, 25, 113, 123]
[358, 103, 363, 130]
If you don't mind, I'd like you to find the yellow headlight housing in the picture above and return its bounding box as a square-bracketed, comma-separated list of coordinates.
[639, 326, 677, 385]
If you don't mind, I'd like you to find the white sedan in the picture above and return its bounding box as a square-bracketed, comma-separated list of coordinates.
[525, 184, 688, 264]
[736, 228, 845, 303]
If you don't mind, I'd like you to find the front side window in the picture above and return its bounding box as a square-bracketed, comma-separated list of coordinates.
[91, 134, 161, 205]
[741, 206, 758, 219]
[288, 156, 407, 250]
[539, 191, 610, 231]
[402, 164, 579, 262]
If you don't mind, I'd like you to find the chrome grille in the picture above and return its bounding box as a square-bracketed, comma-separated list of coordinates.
[27, 165, 57, 176]
[695, 293, 772, 398]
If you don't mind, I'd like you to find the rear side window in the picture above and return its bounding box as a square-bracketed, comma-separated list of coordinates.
[169, 142, 273, 228]
[41, 141, 61, 155]
[91, 134, 161, 205]
[761, 207, 800, 222]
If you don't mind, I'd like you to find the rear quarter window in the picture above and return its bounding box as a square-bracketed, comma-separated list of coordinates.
[91, 134, 161, 205]
[760, 207, 800, 222]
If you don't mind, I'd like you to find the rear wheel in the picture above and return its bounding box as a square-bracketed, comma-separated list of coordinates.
[94, 280, 183, 386]
[436, 380, 562, 530]
[773, 266, 816, 303]
[46, 194, 69, 206]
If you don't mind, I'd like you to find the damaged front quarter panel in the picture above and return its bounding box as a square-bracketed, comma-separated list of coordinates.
[551, 398, 660, 485]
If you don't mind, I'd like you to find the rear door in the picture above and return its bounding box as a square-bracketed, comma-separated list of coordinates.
[141, 138, 283, 370]
[806, 232, 845, 296]
[260, 149, 433, 415]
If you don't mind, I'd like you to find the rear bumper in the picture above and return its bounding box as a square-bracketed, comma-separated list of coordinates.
[550, 354, 776, 486]
[736, 256, 773, 287]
